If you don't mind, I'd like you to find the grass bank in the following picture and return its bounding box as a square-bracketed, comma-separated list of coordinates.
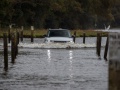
[71, 29, 108, 37]
[0, 29, 108, 38]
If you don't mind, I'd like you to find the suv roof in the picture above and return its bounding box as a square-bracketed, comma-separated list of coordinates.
[48, 28, 68, 30]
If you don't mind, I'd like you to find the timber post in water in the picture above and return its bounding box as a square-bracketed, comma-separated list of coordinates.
[17, 31, 19, 44]
[8, 25, 11, 43]
[96, 33, 102, 57]
[109, 33, 120, 90]
[15, 32, 18, 57]
[3, 33, 8, 70]
[83, 32, 86, 44]
[11, 33, 15, 63]
[31, 26, 34, 43]
[104, 35, 109, 60]
[73, 31, 76, 43]
[20, 26, 23, 42]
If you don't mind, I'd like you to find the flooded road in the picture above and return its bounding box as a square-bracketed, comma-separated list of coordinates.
[0, 37, 108, 90]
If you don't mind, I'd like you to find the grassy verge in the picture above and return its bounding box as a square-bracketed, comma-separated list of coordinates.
[71, 29, 108, 37]
[0, 29, 8, 38]
[0, 29, 108, 38]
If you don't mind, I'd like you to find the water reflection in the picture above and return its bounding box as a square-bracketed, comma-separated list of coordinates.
[69, 51, 73, 60]
[47, 49, 51, 63]
[69, 50, 73, 78]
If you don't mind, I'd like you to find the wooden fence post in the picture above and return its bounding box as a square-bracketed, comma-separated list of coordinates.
[15, 32, 18, 57]
[11, 33, 15, 63]
[8, 25, 12, 43]
[83, 32, 86, 44]
[104, 36, 109, 60]
[8, 28, 11, 43]
[31, 26, 34, 43]
[109, 33, 120, 90]
[73, 31, 76, 43]
[21, 26, 23, 42]
[96, 33, 102, 57]
[17, 32, 19, 44]
[3, 33, 8, 70]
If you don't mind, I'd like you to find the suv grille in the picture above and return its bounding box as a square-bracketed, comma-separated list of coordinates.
[54, 41, 67, 43]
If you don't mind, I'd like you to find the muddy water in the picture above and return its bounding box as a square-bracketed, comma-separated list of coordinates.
[0, 37, 108, 90]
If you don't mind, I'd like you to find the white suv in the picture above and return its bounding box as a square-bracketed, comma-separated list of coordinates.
[44, 29, 73, 43]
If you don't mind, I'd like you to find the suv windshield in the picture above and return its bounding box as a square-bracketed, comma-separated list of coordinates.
[48, 30, 71, 37]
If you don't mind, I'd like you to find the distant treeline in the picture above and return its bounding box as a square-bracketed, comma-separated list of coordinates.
[0, 0, 120, 29]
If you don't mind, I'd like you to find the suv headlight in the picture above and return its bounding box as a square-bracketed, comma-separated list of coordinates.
[70, 40, 74, 43]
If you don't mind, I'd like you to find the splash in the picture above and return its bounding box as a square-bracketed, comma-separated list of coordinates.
[18, 42, 96, 49]
[105, 25, 110, 31]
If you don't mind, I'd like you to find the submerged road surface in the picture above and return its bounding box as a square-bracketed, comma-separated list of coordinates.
[0, 38, 108, 90]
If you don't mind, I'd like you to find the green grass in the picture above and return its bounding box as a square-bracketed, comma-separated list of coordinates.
[0, 29, 8, 38]
[71, 29, 108, 37]
[23, 29, 47, 38]
[0, 29, 108, 38]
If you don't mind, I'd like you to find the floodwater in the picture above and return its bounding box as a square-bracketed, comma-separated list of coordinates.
[0, 37, 108, 90]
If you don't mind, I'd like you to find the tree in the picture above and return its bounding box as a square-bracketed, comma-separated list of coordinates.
[0, 0, 9, 27]
[0, 0, 119, 29]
